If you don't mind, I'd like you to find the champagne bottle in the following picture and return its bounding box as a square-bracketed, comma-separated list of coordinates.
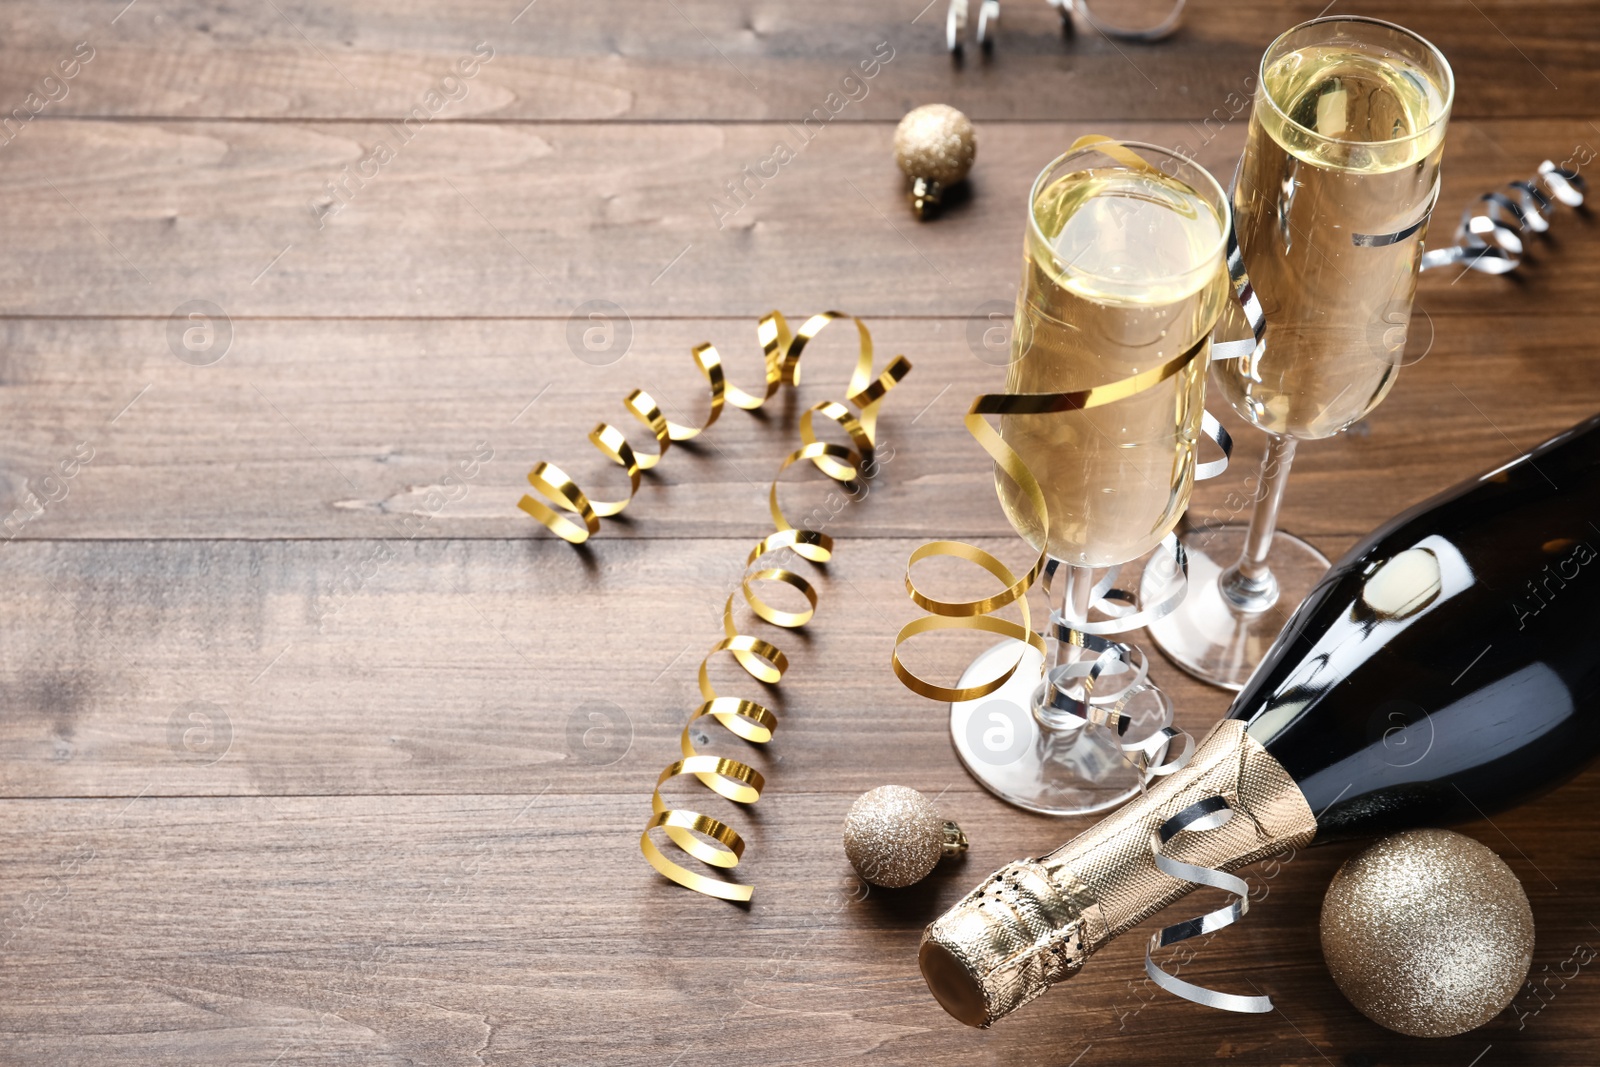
[921, 413, 1600, 1027]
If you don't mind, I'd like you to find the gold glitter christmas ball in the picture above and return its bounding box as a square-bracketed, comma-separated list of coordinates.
[843, 786, 967, 888]
[1321, 829, 1534, 1038]
[893, 104, 976, 218]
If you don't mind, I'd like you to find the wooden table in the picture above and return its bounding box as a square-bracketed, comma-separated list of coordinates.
[1, 2, 1596, 1063]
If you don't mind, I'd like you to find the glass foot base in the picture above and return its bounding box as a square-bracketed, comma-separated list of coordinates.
[1145, 524, 1332, 692]
[949, 641, 1152, 817]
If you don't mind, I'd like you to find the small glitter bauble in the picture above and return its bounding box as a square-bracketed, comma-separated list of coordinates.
[893, 104, 976, 218]
[843, 785, 967, 888]
[1320, 829, 1534, 1038]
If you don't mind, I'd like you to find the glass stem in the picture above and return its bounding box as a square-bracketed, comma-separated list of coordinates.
[1220, 434, 1297, 613]
[1035, 560, 1096, 734]
[1056, 563, 1096, 667]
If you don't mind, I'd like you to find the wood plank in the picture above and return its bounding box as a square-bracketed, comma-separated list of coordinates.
[0, 532, 1221, 797]
[0, 0, 1591, 122]
[0, 118, 1592, 319]
[0, 312, 1594, 542]
[2, 787, 1598, 1064]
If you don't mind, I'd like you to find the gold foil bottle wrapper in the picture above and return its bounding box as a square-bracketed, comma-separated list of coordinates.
[919, 720, 1317, 1027]
[549, 312, 912, 901]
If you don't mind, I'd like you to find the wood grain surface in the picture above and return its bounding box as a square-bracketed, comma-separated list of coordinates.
[2, 2, 1598, 1065]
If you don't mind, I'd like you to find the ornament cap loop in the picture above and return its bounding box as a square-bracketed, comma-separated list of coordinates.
[909, 177, 945, 219]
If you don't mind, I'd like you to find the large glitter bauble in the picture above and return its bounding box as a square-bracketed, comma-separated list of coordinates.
[893, 104, 976, 188]
[1320, 829, 1534, 1038]
[843, 785, 965, 888]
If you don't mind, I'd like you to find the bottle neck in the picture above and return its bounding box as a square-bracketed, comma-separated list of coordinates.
[1035, 719, 1317, 941]
[920, 720, 1316, 1028]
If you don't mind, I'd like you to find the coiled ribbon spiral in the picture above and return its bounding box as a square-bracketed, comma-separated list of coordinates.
[1143, 797, 1270, 1013]
[521, 312, 900, 543]
[545, 312, 912, 901]
[1420, 159, 1587, 275]
[946, 0, 1187, 54]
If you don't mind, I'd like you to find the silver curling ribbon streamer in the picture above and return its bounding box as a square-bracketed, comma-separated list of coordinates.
[946, 0, 999, 53]
[1145, 796, 1274, 1013]
[1195, 410, 1233, 480]
[948, 0, 1186, 53]
[1210, 217, 1268, 364]
[1056, 0, 1186, 41]
[1352, 178, 1439, 248]
[1421, 160, 1588, 275]
[1212, 173, 1438, 360]
[1032, 610, 1197, 786]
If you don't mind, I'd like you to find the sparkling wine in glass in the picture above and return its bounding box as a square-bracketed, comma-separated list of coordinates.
[950, 139, 1231, 816]
[1148, 16, 1454, 690]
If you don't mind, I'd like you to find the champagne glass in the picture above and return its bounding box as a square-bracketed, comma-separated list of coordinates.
[949, 139, 1231, 816]
[1148, 16, 1454, 690]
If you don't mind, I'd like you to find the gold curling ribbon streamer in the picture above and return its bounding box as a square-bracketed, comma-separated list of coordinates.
[521, 311, 899, 541]
[623, 312, 910, 901]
